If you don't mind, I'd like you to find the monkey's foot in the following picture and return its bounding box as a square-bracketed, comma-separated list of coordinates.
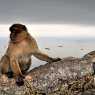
[25, 75, 32, 81]
[16, 76, 24, 86]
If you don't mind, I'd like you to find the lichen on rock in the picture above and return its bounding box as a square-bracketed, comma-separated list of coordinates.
[0, 54, 95, 95]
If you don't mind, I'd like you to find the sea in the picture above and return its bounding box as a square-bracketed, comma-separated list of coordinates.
[0, 37, 95, 69]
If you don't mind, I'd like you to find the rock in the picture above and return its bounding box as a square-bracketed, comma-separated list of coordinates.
[57, 45, 63, 47]
[0, 55, 95, 95]
[44, 48, 50, 50]
[83, 50, 95, 62]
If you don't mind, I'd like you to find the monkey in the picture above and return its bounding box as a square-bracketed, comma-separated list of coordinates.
[0, 23, 61, 86]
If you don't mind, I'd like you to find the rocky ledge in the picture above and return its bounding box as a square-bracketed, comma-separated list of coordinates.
[0, 52, 95, 95]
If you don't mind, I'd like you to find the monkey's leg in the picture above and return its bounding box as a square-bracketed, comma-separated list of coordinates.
[0, 55, 9, 75]
[1, 62, 9, 74]
[0, 55, 14, 78]
[0, 55, 9, 82]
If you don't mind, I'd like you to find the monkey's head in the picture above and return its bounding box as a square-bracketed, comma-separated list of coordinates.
[9, 24, 28, 42]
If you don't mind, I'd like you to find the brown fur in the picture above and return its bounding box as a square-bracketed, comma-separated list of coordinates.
[0, 24, 61, 85]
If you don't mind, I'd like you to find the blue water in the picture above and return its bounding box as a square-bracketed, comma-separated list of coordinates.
[0, 37, 95, 68]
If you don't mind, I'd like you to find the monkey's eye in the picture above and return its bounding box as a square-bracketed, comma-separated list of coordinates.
[13, 28, 18, 31]
[11, 31, 16, 34]
[11, 28, 22, 33]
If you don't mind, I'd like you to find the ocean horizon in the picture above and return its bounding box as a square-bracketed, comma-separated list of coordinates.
[0, 37, 95, 69]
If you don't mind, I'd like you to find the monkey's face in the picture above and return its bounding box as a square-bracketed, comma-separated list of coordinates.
[9, 24, 27, 42]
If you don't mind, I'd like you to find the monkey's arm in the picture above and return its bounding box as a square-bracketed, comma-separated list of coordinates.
[33, 50, 54, 62]
[30, 37, 61, 62]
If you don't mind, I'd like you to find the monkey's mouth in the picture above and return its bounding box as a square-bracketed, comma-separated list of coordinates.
[10, 37, 16, 41]
[10, 37, 17, 43]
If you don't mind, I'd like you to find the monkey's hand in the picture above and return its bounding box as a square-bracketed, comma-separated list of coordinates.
[50, 57, 61, 63]
[1, 75, 8, 83]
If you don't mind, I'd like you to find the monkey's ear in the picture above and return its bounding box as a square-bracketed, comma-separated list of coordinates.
[22, 25, 27, 31]
[9, 24, 15, 32]
[9, 25, 15, 32]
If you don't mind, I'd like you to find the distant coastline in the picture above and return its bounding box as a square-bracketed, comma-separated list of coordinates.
[1, 36, 95, 42]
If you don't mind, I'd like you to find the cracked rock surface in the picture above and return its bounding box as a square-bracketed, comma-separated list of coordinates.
[0, 55, 95, 95]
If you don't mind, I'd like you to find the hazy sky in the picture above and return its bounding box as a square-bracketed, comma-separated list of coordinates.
[0, 0, 95, 37]
[1, 24, 95, 38]
[0, 0, 95, 25]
